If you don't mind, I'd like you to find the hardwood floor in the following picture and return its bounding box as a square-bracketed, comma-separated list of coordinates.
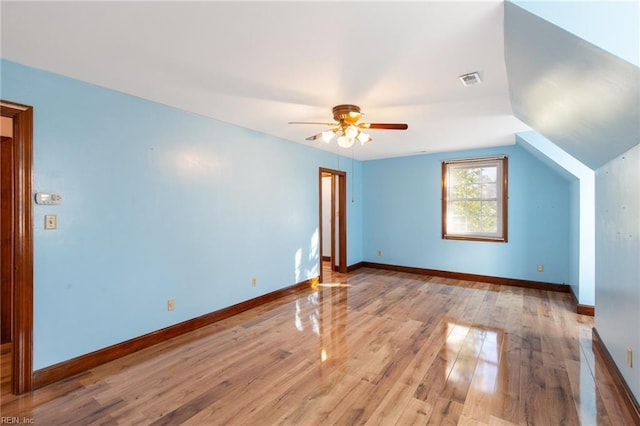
[1, 267, 636, 425]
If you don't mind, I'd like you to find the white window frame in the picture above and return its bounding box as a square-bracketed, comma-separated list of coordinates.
[442, 156, 508, 242]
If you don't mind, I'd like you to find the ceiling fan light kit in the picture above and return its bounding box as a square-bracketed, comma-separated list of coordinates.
[289, 104, 407, 148]
[321, 130, 335, 143]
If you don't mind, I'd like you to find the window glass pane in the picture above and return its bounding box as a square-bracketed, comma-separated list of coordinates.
[480, 166, 496, 183]
[449, 200, 486, 232]
[480, 201, 497, 232]
[452, 183, 480, 199]
[467, 201, 482, 232]
[449, 201, 468, 232]
[480, 183, 497, 199]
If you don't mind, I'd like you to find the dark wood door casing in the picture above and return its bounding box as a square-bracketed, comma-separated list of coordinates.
[1, 136, 14, 343]
[1, 100, 34, 394]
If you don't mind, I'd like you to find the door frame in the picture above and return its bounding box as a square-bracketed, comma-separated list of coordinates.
[1, 100, 34, 394]
[319, 167, 347, 282]
[1, 136, 14, 343]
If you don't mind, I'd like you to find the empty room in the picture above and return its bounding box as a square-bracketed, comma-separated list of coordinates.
[1, 1, 638, 425]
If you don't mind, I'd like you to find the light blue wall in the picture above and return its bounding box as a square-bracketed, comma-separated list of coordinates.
[569, 179, 580, 300]
[595, 144, 640, 401]
[362, 145, 571, 283]
[516, 131, 595, 305]
[512, 0, 639, 66]
[1, 59, 363, 369]
[347, 158, 364, 265]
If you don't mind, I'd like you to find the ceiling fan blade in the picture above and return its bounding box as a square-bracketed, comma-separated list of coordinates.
[289, 121, 337, 126]
[305, 133, 323, 141]
[360, 123, 408, 130]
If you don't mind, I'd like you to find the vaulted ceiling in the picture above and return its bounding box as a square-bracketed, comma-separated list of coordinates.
[504, 2, 639, 170]
[1, 1, 530, 160]
[1, 1, 637, 166]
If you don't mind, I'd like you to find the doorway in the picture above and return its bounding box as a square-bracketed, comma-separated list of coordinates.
[0, 100, 34, 395]
[319, 167, 347, 283]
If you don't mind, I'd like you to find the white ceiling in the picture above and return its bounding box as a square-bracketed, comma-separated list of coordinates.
[1, 0, 531, 160]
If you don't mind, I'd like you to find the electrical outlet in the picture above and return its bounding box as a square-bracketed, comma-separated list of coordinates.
[628, 347, 633, 368]
[167, 298, 175, 311]
[378, 250, 383, 257]
[252, 277, 257, 287]
[536, 264, 544, 272]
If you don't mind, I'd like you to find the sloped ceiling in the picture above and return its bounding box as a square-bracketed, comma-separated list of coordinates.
[2, 2, 636, 166]
[505, 2, 640, 170]
[0, 1, 531, 160]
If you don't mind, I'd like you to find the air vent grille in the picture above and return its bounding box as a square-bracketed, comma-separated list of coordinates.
[459, 72, 482, 86]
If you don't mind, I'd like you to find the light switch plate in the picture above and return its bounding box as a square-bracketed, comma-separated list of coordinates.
[44, 215, 57, 230]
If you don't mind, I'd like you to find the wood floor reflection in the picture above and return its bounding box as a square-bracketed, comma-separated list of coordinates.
[1, 267, 636, 425]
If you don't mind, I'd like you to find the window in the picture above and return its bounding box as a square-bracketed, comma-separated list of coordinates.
[442, 156, 507, 242]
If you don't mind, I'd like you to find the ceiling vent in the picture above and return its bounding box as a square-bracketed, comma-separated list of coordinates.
[459, 72, 482, 87]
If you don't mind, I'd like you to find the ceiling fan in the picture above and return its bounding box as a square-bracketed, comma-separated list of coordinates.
[289, 104, 408, 148]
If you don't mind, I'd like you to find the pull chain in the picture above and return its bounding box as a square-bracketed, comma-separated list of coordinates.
[351, 145, 355, 203]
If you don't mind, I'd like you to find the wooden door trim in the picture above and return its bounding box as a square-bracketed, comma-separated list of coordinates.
[319, 167, 347, 282]
[319, 172, 326, 283]
[1, 100, 34, 394]
[330, 174, 336, 271]
[1, 136, 15, 343]
[337, 173, 346, 273]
